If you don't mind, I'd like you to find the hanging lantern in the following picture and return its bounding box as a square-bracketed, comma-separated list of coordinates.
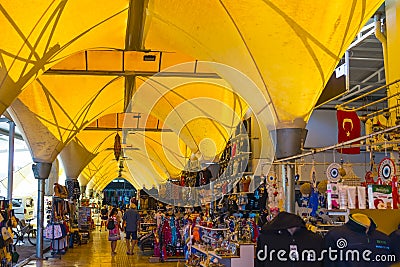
[114, 132, 122, 161]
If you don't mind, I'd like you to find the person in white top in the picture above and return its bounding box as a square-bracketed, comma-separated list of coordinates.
[116, 208, 123, 224]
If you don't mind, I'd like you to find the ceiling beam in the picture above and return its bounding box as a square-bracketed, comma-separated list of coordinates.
[351, 47, 383, 52]
[349, 66, 384, 71]
[44, 69, 221, 79]
[124, 0, 147, 112]
[349, 57, 384, 61]
[83, 127, 172, 132]
[125, 0, 147, 51]
[349, 81, 385, 86]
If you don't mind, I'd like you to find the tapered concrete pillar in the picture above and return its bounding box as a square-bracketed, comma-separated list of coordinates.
[271, 128, 308, 159]
[272, 121, 307, 214]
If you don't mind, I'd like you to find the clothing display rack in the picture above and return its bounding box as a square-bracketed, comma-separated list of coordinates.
[0, 198, 15, 267]
[44, 196, 69, 259]
[77, 207, 91, 244]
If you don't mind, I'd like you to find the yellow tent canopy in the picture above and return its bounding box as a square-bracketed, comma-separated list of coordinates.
[0, 0, 383, 189]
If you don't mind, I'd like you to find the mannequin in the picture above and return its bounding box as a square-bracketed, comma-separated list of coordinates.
[351, 213, 371, 230]
[351, 213, 370, 224]
[255, 212, 323, 267]
[389, 224, 400, 262]
[324, 213, 392, 267]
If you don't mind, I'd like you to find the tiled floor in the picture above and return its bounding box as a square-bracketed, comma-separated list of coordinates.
[22, 229, 184, 267]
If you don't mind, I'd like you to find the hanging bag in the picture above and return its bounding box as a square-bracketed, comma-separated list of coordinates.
[11, 251, 19, 263]
[1, 227, 13, 246]
[107, 219, 115, 230]
[1, 227, 12, 241]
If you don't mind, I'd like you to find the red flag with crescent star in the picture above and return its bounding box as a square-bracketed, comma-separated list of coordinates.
[337, 110, 360, 154]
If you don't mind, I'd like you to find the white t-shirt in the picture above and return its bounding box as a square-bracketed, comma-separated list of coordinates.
[117, 211, 123, 223]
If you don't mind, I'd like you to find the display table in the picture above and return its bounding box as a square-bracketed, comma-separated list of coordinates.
[229, 243, 254, 267]
[191, 243, 255, 267]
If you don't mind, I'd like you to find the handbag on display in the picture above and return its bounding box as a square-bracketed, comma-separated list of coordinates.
[11, 251, 19, 263]
[1, 227, 12, 246]
[0, 235, 4, 248]
[1, 227, 11, 241]
[10, 215, 18, 228]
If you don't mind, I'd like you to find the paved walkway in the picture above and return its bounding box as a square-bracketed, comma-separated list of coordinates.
[20, 229, 183, 267]
[14, 239, 50, 265]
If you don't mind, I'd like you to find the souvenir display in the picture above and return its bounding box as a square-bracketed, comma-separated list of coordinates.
[368, 185, 393, 209]
[378, 157, 396, 183]
[326, 163, 341, 182]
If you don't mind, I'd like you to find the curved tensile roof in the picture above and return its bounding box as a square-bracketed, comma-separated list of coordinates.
[0, 0, 383, 190]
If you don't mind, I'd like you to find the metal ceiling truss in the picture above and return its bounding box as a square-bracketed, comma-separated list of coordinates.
[319, 19, 386, 109]
[44, 50, 221, 79]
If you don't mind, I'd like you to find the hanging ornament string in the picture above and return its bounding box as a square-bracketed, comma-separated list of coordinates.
[339, 156, 346, 178]
[310, 156, 317, 187]
[333, 148, 336, 163]
[385, 140, 387, 157]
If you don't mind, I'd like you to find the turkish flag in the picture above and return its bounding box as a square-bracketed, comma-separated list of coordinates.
[337, 110, 361, 154]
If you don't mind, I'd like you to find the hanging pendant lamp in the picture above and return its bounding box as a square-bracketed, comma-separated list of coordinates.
[114, 132, 122, 161]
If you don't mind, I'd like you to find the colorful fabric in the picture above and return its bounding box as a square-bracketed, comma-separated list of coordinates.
[108, 217, 120, 241]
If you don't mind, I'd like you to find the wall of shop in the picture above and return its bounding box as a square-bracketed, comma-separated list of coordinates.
[275, 109, 399, 182]
[305, 109, 338, 148]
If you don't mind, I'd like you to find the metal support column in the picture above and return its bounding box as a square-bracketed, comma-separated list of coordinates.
[36, 178, 45, 258]
[286, 164, 295, 213]
[32, 162, 52, 259]
[281, 164, 287, 210]
[7, 121, 15, 201]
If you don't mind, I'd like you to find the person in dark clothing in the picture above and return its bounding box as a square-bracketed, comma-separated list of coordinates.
[255, 211, 323, 267]
[324, 213, 393, 267]
[122, 203, 141, 255]
[99, 205, 108, 231]
[389, 224, 400, 263]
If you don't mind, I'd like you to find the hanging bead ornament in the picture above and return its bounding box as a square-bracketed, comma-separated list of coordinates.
[113, 132, 122, 161]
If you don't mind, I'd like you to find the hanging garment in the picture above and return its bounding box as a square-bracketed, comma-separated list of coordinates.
[73, 180, 81, 200]
[108, 216, 121, 241]
[170, 217, 177, 246]
[65, 179, 75, 199]
[44, 224, 63, 239]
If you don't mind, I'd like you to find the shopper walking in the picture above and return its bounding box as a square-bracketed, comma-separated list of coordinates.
[108, 207, 121, 255]
[117, 207, 123, 224]
[100, 205, 108, 231]
[122, 203, 141, 255]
